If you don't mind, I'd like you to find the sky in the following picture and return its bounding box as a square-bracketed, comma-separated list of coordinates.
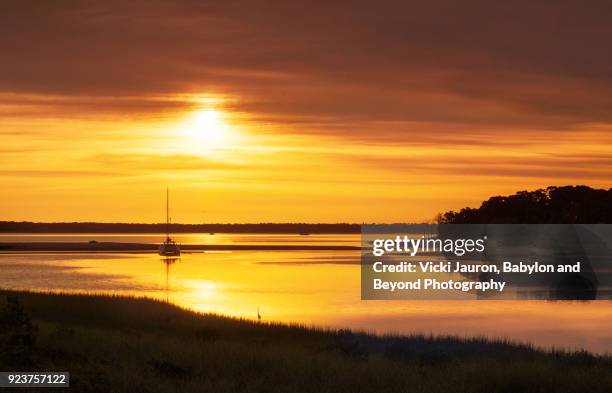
[1, 0, 611, 223]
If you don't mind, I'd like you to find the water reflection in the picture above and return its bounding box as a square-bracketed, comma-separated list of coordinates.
[1, 250, 612, 354]
[161, 257, 179, 302]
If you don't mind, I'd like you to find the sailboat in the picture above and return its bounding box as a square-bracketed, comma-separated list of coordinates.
[159, 188, 181, 256]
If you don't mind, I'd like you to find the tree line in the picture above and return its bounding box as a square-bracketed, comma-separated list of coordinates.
[0, 222, 361, 234]
[437, 185, 612, 224]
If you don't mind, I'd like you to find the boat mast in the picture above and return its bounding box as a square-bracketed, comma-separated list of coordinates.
[166, 188, 170, 241]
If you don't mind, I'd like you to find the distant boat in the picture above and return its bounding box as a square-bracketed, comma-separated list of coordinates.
[159, 188, 181, 257]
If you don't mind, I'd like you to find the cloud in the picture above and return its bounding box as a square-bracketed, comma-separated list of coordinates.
[0, 169, 121, 177]
[1, 0, 612, 134]
[88, 152, 247, 172]
[353, 151, 612, 181]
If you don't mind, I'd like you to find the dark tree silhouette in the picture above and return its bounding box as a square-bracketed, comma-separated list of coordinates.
[438, 186, 612, 224]
[0, 222, 361, 234]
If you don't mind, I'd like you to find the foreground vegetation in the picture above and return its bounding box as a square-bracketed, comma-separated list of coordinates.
[1, 291, 612, 393]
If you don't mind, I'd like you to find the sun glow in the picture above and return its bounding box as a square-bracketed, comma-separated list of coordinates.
[180, 109, 235, 152]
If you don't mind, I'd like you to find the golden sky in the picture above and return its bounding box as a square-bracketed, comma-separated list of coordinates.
[1, 1, 611, 223]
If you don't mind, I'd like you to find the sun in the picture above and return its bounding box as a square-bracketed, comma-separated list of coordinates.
[181, 109, 232, 151]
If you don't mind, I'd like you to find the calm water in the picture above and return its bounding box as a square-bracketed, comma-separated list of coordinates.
[2, 233, 612, 354]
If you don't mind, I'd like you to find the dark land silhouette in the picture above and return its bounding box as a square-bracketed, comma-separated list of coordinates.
[2, 186, 609, 235]
[438, 185, 612, 224]
[2, 291, 612, 393]
[435, 185, 612, 301]
[0, 222, 361, 234]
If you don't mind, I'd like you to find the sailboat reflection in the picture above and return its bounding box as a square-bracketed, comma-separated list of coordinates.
[161, 257, 179, 302]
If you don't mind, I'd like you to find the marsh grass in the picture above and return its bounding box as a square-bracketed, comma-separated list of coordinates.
[1, 290, 611, 392]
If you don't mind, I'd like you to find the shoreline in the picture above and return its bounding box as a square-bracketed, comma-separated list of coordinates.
[0, 242, 361, 253]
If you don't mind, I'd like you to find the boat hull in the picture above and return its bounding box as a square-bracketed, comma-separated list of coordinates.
[159, 241, 181, 256]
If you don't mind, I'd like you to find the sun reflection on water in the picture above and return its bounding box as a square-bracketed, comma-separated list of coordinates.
[2, 247, 612, 354]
